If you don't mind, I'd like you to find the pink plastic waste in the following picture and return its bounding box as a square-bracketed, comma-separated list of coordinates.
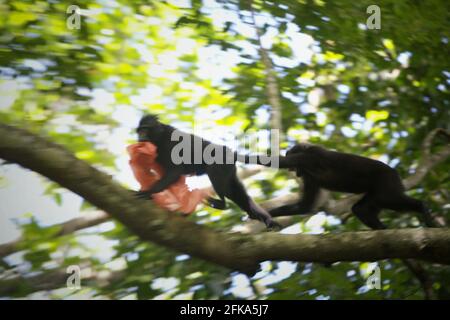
[127, 142, 211, 215]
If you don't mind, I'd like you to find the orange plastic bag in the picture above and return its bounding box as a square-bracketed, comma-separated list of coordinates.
[127, 142, 211, 214]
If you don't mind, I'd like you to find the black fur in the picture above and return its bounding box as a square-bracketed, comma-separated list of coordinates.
[269, 143, 435, 229]
[134, 114, 279, 228]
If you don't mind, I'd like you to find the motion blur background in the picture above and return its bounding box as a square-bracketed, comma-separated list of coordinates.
[0, 0, 449, 299]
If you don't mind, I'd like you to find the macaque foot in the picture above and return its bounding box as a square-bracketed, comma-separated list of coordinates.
[250, 212, 282, 230]
[207, 197, 227, 210]
[264, 218, 282, 231]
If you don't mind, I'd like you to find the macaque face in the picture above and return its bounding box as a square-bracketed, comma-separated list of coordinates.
[136, 115, 162, 142]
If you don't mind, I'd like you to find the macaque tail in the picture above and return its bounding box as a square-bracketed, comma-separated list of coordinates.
[235, 153, 276, 167]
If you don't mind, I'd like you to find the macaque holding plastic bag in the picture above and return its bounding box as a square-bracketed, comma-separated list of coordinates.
[127, 142, 212, 214]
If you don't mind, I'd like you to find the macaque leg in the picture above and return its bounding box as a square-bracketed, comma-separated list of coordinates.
[352, 194, 385, 230]
[269, 176, 319, 217]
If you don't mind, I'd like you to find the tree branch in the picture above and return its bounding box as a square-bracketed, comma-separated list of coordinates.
[0, 168, 262, 259]
[0, 264, 123, 297]
[250, 4, 285, 144]
[0, 211, 109, 258]
[0, 123, 259, 274]
[1, 127, 448, 261]
[403, 128, 450, 189]
[0, 123, 449, 275]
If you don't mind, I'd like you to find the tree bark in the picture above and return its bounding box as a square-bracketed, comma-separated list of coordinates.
[1, 123, 449, 275]
[250, 4, 285, 144]
[0, 265, 123, 297]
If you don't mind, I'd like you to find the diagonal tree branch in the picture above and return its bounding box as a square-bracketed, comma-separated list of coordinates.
[0, 264, 124, 297]
[0, 211, 109, 258]
[0, 168, 262, 259]
[0, 123, 449, 275]
[0, 123, 259, 274]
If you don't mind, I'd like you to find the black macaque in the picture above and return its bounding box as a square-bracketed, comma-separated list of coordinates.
[269, 143, 435, 229]
[134, 114, 279, 229]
